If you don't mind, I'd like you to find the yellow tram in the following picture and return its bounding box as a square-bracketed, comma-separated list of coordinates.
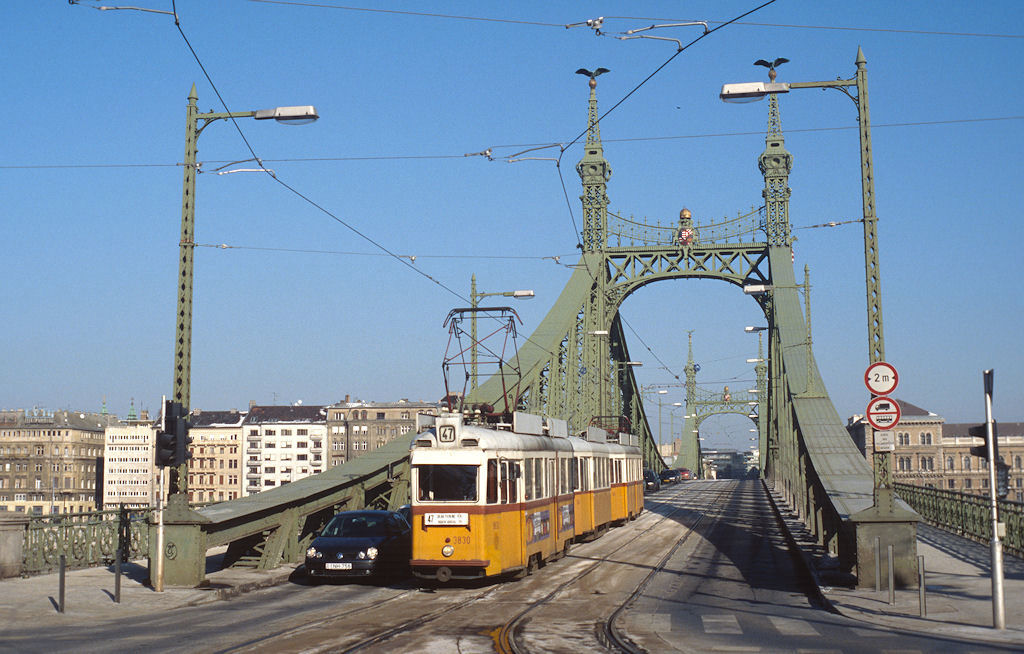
[409, 411, 643, 582]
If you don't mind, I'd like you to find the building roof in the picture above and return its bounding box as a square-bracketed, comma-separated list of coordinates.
[190, 409, 247, 428]
[944, 422, 1024, 438]
[892, 398, 938, 418]
[243, 405, 326, 425]
[2, 408, 116, 432]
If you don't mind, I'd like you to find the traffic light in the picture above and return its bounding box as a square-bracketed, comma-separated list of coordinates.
[171, 403, 193, 467]
[155, 399, 179, 468]
[996, 461, 1010, 499]
[968, 421, 999, 461]
[155, 400, 192, 467]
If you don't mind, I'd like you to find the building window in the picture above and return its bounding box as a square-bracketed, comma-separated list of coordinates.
[1016, 456, 1022, 470]
[920, 457, 934, 471]
[897, 432, 910, 446]
[964, 457, 971, 471]
[946, 457, 954, 471]
[920, 432, 932, 445]
[965, 479, 972, 489]
[947, 479, 956, 489]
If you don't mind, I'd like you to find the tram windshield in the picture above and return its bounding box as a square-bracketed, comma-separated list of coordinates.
[415, 464, 478, 502]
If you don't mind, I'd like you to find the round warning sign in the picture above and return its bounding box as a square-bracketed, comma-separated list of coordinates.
[864, 361, 899, 396]
[866, 396, 901, 431]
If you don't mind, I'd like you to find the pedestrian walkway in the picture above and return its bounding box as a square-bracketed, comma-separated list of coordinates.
[0, 548, 299, 630]
[3, 495, 1023, 653]
[769, 487, 1024, 651]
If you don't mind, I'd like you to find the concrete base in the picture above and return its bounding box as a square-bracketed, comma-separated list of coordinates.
[0, 515, 30, 578]
[850, 513, 919, 589]
[148, 494, 211, 588]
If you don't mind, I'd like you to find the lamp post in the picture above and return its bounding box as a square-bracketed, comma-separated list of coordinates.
[171, 85, 318, 496]
[668, 402, 683, 456]
[721, 47, 884, 366]
[469, 274, 534, 391]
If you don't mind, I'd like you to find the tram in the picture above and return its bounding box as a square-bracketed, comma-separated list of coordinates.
[409, 410, 643, 582]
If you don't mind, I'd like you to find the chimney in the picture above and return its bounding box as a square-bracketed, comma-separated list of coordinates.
[345, 394, 350, 403]
[250, 400, 256, 409]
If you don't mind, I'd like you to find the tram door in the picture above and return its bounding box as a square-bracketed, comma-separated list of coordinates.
[499, 460, 523, 570]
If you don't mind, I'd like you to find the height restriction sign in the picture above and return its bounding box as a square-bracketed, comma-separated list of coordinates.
[864, 361, 899, 396]
[866, 396, 901, 431]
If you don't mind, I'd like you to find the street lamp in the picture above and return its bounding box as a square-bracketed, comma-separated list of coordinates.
[469, 274, 535, 390]
[744, 325, 767, 333]
[171, 85, 318, 495]
[721, 47, 885, 366]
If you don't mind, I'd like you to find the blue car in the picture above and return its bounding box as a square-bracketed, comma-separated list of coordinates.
[305, 510, 411, 581]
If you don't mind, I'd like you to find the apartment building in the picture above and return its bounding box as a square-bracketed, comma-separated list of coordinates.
[0, 408, 112, 515]
[102, 405, 156, 509]
[243, 405, 327, 496]
[187, 409, 246, 504]
[325, 398, 439, 468]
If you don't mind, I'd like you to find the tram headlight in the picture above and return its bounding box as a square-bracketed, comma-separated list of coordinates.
[441, 545, 455, 558]
[366, 547, 378, 560]
[306, 546, 321, 559]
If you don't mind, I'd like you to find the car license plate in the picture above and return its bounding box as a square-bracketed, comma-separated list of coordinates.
[325, 562, 352, 570]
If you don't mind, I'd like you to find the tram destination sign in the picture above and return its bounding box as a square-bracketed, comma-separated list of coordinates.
[864, 361, 899, 396]
[866, 396, 901, 431]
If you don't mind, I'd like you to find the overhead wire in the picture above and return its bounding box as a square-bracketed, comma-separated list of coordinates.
[244, 2, 1024, 39]
[4, 115, 1021, 169]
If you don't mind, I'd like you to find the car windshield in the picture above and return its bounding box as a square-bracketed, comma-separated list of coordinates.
[322, 514, 388, 538]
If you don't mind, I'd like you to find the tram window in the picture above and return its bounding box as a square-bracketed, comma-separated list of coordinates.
[560, 459, 569, 494]
[500, 462, 509, 504]
[510, 463, 520, 502]
[416, 464, 478, 502]
[532, 459, 543, 499]
[528, 460, 536, 501]
[580, 458, 589, 491]
[486, 459, 498, 504]
[548, 460, 556, 498]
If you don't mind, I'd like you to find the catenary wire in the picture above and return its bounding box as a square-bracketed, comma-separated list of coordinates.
[3, 116, 1020, 169]
[244, 2, 1024, 39]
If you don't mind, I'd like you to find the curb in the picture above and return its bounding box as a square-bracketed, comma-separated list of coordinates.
[761, 479, 838, 613]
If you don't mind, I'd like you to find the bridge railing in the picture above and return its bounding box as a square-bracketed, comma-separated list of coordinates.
[154, 433, 413, 586]
[20, 504, 151, 576]
[895, 482, 1024, 558]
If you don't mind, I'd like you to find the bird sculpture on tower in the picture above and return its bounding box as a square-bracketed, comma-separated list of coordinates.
[754, 57, 788, 81]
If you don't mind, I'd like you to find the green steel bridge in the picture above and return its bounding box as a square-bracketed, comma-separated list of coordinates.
[20, 49, 934, 590]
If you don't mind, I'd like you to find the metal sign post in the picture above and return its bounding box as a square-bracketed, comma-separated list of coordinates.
[981, 369, 1005, 629]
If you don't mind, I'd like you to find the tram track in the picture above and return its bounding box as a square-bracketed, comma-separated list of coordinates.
[216, 482, 733, 654]
[499, 480, 732, 654]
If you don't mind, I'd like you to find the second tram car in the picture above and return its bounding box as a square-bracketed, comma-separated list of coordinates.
[409, 411, 643, 582]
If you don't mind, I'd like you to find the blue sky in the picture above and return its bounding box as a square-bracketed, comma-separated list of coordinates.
[3, 1, 1022, 451]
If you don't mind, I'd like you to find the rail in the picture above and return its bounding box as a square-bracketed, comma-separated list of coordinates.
[895, 482, 1024, 558]
[21, 504, 151, 576]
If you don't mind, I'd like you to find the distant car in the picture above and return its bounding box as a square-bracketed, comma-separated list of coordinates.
[643, 469, 661, 493]
[305, 509, 411, 581]
[677, 468, 693, 480]
[659, 469, 682, 484]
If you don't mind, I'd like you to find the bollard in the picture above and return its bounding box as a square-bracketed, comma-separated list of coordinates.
[58, 554, 66, 613]
[114, 548, 122, 604]
[874, 536, 881, 593]
[888, 545, 895, 606]
[918, 555, 926, 617]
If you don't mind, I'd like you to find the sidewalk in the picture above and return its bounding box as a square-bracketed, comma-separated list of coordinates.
[3, 502, 1023, 651]
[0, 548, 300, 629]
[770, 488, 1024, 650]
